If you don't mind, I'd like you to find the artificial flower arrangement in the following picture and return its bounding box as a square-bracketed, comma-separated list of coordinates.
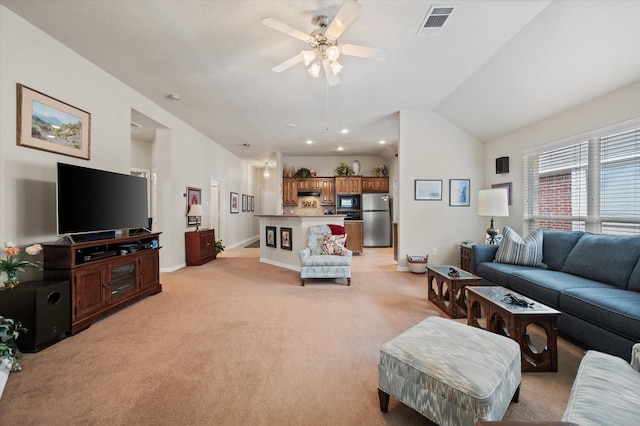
[0, 242, 43, 289]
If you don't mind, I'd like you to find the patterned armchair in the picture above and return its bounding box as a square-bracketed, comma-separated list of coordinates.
[299, 225, 352, 286]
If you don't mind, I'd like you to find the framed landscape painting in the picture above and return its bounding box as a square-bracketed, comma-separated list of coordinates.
[415, 179, 442, 201]
[17, 83, 91, 160]
[449, 179, 470, 207]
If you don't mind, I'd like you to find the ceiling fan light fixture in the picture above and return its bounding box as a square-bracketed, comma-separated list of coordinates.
[326, 45, 340, 61]
[329, 60, 343, 75]
[308, 61, 321, 77]
[301, 50, 316, 66]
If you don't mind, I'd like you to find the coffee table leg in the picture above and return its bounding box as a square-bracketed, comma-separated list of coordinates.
[517, 317, 558, 372]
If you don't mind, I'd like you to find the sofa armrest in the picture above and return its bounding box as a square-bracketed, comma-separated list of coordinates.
[299, 247, 311, 260]
[631, 343, 640, 372]
[470, 244, 499, 274]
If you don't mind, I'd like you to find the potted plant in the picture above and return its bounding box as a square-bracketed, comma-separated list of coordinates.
[0, 242, 43, 289]
[293, 167, 312, 178]
[215, 240, 225, 255]
[0, 317, 26, 372]
[334, 162, 355, 176]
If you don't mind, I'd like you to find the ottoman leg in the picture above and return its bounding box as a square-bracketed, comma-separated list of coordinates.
[378, 389, 390, 412]
[512, 384, 521, 403]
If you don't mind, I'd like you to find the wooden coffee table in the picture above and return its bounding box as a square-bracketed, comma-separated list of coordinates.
[426, 265, 482, 319]
[467, 286, 561, 372]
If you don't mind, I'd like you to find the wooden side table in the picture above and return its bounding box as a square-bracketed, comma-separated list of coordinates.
[427, 265, 482, 319]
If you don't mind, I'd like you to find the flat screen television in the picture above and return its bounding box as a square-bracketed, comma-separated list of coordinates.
[57, 162, 149, 236]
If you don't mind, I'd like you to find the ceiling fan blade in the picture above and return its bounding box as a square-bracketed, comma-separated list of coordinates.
[262, 17, 312, 43]
[272, 54, 303, 73]
[340, 43, 387, 61]
[322, 60, 340, 86]
[326, 1, 362, 39]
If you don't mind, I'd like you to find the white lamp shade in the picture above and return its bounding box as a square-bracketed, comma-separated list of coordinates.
[187, 204, 203, 217]
[477, 189, 509, 217]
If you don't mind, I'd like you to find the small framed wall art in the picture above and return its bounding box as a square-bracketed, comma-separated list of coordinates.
[186, 187, 201, 226]
[250, 196, 255, 212]
[242, 194, 247, 212]
[280, 227, 292, 250]
[415, 179, 442, 201]
[17, 83, 91, 160]
[266, 226, 276, 248]
[230, 192, 239, 214]
[449, 179, 470, 207]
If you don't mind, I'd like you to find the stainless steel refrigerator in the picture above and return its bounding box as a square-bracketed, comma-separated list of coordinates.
[362, 193, 391, 247]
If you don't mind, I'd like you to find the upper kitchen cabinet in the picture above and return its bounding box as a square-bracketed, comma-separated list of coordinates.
[362, 177, 389, 193]
[320, 178, 335, 206]
[283, 178, 298, 206]
[335, 176, 362, 195]
[297, 178, 322, 191]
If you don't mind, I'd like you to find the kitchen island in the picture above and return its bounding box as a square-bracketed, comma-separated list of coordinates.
[256, 215, 345, 271]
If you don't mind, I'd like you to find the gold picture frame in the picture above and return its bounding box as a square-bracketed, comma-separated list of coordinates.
[17, 84, 91, 160]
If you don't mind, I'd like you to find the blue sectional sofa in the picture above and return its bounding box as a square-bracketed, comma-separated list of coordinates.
[471, 229, 640, 361]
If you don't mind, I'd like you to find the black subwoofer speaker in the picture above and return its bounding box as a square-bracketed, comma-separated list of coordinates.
[496, 156, 510, 174]
[0, 281, 70, 352]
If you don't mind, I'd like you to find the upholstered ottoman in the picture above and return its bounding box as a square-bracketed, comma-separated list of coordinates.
[378, 316, 521, 425]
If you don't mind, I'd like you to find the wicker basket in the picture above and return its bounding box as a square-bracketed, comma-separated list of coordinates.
[407, 255, 429, 274]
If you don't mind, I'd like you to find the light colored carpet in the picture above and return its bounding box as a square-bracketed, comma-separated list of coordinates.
[0, 247, 584, 425]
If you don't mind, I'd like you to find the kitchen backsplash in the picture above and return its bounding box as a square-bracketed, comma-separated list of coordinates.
[283, 195, 334, 216]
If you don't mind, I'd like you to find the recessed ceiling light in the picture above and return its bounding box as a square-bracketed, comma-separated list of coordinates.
[286, 123, 297, 128]
[166, 93, 181, 101]
[379, 139, 386, 144]
[341, 128, 349, 134]
[306, 139, 313, 144]
[337, 146, 344, 151]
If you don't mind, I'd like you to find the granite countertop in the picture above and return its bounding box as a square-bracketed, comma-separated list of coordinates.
[255, 214, 347, 218]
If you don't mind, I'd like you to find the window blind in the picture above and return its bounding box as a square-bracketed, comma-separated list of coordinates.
[523, 123, 640, 236]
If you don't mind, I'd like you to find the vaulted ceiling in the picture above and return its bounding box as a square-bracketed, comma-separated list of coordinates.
[3, 0, 640, 166]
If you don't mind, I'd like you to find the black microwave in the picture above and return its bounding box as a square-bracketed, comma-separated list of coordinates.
[337, 194, 360, 210]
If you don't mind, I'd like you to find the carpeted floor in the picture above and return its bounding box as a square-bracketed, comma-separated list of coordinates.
[0, 247, 585, 425]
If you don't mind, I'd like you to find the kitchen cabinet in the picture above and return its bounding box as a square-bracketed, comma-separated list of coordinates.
[362, 177, 389, 193]
[298, 178, 322, 191]
[185, 229, 216, 266]
[335, 176, 362, 194]
[321, 178, 335, 206]
[283, 178, 298, 205]
[43, 233, 162, 335]
[344, 221, 363, 255]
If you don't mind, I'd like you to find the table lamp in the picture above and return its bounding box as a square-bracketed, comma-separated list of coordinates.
[187, 203, 204, 231]
[477, 188, 509, 244]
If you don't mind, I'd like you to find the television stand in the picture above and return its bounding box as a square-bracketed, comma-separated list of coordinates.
[43, 232, 162, 335]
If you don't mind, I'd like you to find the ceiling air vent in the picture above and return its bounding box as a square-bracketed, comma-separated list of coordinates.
[417, 6, 457, 35]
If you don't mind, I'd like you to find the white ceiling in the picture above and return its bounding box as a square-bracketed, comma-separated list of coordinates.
[4, 0, 640, 166]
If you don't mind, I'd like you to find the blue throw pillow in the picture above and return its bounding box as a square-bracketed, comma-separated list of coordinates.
[494, 227, 544, 267]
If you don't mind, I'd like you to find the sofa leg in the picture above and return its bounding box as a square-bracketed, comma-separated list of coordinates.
[378, 389, 389, 412]
[512, 384, 520, 403]
[301, 278, 304, 286]
[347, 277, 351, 286]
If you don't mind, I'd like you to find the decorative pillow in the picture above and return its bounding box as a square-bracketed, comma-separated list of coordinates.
[494, 227, 544, 267]
[327, 224, 346, 235]
[321, 234, 347, 255]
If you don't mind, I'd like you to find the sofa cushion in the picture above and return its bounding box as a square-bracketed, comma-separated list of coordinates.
[494, 227, 544, 267]
[508, 270, 608, 309]
[627, 259, 640, 292]
[559, 287, 640, 342]
[542, 229, 584, 271]
[562, 234, 640, 289]
[476, 262, 538, 288]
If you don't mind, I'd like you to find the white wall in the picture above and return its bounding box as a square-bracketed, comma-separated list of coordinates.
[0, 6, 252, 272]
[398, 111, 485, 269]
[283, 156, 391, 178]
[483, 80, 640, 236]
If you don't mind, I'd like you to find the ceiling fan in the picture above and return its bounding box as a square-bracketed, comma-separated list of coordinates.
[262, 0, 387, 86]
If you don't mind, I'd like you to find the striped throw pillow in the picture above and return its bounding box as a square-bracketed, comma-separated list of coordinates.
[494, 227, 544, 267]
